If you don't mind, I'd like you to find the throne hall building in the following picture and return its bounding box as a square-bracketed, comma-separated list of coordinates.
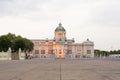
[32, 23, 94, 59]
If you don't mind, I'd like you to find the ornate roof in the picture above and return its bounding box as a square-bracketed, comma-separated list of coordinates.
[55, 23, 66, 32]
[82, 38, 94, 46]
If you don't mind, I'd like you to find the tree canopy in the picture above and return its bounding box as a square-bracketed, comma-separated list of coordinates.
[94, 49, 120, 57]
[0, 33, 33, 52]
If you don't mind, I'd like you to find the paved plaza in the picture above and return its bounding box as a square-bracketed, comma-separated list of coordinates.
[0, 59, 120, 80]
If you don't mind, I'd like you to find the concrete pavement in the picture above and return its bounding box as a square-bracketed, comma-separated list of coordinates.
[0, 59, 120, 80]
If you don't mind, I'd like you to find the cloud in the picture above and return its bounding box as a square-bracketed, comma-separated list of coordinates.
[0, 0, 120, 50]
[0, 0, 50, 16]
[89, 0, 120, 27]
[1, 0, 120, 27]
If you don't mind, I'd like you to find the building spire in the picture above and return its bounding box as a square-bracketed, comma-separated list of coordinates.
[59, 22, 62, 26]
[87, 38, 89, 41]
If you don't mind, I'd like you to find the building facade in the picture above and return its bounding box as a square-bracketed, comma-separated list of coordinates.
[32, 23, 94, 59]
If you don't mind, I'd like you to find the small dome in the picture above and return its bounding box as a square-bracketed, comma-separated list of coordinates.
[55, 23, 66, 32]
[83, 38, 91, 43]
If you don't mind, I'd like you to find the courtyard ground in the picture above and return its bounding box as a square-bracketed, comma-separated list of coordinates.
[0, 58, 120, 80]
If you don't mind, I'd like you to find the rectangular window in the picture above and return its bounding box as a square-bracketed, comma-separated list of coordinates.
[67, 50, 72, 54]
[48, 50, 53, 54]
[41, 50, 45, 54]
[87, 50, 91, 54]
[35, 50, 39, 54]
[59, 52, 62, 54]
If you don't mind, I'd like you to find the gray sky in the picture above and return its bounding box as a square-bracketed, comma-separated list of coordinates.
[0, 0, 120, 50]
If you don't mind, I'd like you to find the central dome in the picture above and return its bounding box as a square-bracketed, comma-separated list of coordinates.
[55, 23, 66, 32]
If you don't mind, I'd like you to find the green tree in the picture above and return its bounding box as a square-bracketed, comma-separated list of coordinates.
[94, 49, 101, 57]
[94, 49, 110, 57]
[12, 37, 33, 52]
[0, 33, 33, 53]
[0, 35, 10, 52]
[24, 38, 34, 52]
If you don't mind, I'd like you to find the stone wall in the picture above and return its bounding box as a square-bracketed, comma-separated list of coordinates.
[0, 48, 26, 60]
[0, 48, 11, 60]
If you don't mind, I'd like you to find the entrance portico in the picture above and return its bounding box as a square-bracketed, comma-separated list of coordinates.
[53, 44, 65, 59]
